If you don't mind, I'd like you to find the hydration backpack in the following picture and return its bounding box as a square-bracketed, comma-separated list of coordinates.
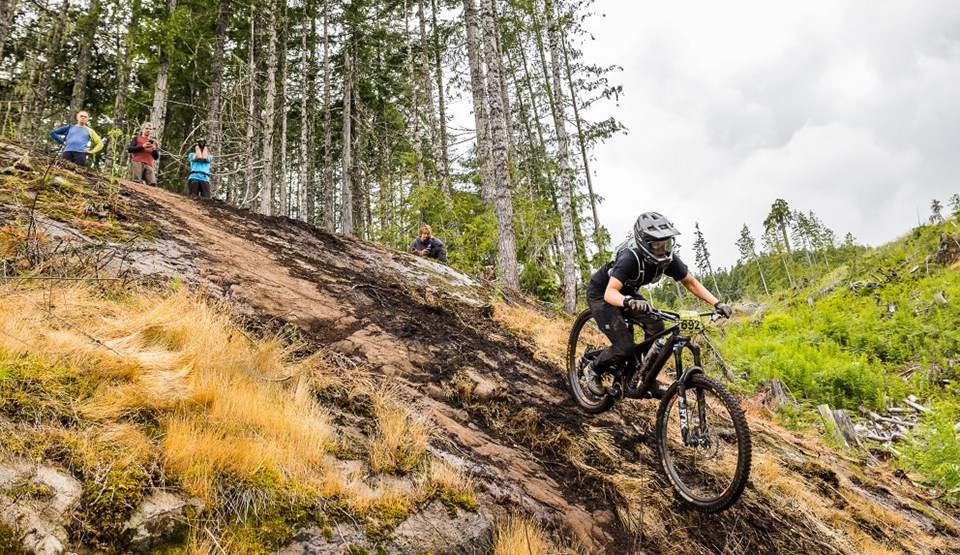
[608, 232, 666, 287]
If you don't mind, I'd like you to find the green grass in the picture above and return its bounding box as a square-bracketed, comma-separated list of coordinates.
[712, 218, 960, 499]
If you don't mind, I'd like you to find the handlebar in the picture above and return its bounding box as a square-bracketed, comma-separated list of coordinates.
[648, 308, 720, 321]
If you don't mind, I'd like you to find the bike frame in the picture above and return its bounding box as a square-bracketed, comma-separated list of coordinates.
[619, 310, 714, 401]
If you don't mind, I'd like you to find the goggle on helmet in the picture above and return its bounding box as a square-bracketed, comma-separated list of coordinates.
[633, 211, 680, 264]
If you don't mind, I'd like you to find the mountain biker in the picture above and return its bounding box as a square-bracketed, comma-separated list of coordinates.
[583, 212, 733, 395]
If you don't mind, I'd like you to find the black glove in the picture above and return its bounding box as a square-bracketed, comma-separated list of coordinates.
[714, 302, 733, 318]
[624, 297, 651, 313]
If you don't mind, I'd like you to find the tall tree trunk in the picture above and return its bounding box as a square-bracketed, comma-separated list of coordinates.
[418, 0, 438, 187]
[462, 0, 491, 201]
[150, 0, 179, 176]
[480, 0, 518, 288]
[341, 46, 354, 236]
[756, 257, 770, 295]
[405, 0, 425, 189]
[430, 0, 451, 195]
[545, 0, 577, 313]
[18, 0, 70, 137]
[516, 38, 551, 197]
[301, 0, 316, 223]
[560, 30, 602, 250]
[322, 0, 335, 230]
[0, 0, 19, 61]
[207, 0, 230, 197]
[68, 0, 102, 120]
[277, 0, 288, 217]
[113, 5, 139, 132]
[111, 5, 138, 174]
[243, 6, 258, 207]
[259, 0, 278, 215]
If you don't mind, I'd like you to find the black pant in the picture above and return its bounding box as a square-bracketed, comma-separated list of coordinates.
[188, 179, 210, 198]
[62, 151, 87, 166]
[587, 291, 664, 370]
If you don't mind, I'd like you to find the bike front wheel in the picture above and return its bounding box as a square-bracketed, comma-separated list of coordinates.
[566, 308, 615, 414]
[655, 373, 751, 512]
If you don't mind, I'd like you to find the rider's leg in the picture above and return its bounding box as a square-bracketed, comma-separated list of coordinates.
[585, 298, 637, 394]
[638, 315, 666, 356]
[621, 292, 665, 357]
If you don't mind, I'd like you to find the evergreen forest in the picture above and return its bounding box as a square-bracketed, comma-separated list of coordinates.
[0, 0, 632, 312]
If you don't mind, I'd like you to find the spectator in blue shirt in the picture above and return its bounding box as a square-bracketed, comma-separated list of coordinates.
[187, 139, 213, 198]
[49, 111, 103, 167]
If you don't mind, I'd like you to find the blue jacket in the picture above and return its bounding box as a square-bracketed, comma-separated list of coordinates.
[50, 125, 103, 154]
[188, 152, 213, 182]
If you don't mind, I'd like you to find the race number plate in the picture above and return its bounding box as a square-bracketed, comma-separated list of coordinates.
[678, 310, 705, 334]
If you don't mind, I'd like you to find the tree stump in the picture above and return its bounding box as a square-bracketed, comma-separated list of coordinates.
[760, 379, 792, 409]
[818, 404, 846, 448]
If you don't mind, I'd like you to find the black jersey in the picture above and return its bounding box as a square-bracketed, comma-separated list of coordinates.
[586, 248, 688, 301]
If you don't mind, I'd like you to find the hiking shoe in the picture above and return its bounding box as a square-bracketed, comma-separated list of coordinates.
[584, 362, 606, 396]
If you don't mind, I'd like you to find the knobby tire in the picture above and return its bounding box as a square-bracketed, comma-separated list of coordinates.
[566, 308, 615, 414]
[655, 373, 751, 512]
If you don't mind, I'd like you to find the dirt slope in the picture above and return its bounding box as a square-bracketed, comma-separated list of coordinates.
[116, 180, 960, 554]
[3, 142, 959, 554]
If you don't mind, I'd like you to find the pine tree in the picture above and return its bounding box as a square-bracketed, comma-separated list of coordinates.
[692, 222, 720, 295]
[735, 224, 769, 295]
[764, 198, 793, 254]
[930, 199, 944, 224]
[950, 194, 960, 217]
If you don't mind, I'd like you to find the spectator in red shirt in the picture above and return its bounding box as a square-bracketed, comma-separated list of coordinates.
[127, 122, 159, 186]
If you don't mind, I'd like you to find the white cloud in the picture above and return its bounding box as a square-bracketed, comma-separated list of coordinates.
[580, 0, 960, 268]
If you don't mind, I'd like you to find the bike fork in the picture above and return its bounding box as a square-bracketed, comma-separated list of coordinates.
[677, 386, 690, 444]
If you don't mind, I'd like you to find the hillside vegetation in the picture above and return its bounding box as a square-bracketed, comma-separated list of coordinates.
[712, 220, 960, 503]
[2, 139, 960, 554]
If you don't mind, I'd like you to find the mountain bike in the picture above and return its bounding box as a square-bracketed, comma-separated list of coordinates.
[566, 307, 751, 513]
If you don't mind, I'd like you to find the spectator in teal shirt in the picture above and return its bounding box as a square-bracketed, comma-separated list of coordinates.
[49, 111, 103, 167]
[187, 139, 213, 198]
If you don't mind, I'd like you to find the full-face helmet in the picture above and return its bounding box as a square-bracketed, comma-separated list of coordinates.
[632, 211, 680, 264]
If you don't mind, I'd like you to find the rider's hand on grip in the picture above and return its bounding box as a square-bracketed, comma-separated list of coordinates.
[625, 297, 652, 314]
[714, 302, 733, 318]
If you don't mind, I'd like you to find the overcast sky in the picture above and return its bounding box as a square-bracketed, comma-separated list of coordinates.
[576, 0, 960, 269]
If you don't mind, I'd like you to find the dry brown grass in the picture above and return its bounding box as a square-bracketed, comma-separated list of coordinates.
[493, 514, 551, 555]
[0, 284, 341, 504]
[367, 385, 433, 474]
[492, 301, 572, 367]
[0, 279, 470, 553]
[427, 457, 477, 505]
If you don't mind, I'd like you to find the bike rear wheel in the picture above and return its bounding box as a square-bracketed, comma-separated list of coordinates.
[655, 373, 751, 512]
[566, 309, 615, 414]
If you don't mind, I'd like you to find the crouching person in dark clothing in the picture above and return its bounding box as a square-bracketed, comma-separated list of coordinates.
[408, 223, 448, 263]
[188, 139, 213, 198]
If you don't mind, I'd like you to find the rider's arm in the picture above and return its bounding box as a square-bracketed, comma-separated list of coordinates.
[603, 277, 630, 307]
[679, 273, 719, 306]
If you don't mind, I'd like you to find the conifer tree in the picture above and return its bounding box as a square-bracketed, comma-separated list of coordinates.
[735, 224, 769, 295]
[764, 198, 793, 254]
[930, 199, 944, 224]
[692, 222, 720, 295]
